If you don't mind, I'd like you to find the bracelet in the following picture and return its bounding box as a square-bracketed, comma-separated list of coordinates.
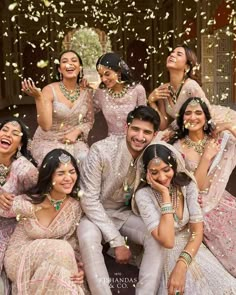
[161, 202, 172, 209]
[177, 258, 189, 269]
[179, 250, 192, 266]
[161, 204, 174, 215]
[190, 231, 198, 242]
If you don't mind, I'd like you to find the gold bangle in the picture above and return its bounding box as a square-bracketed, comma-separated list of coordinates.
[177, 258, 189, 269]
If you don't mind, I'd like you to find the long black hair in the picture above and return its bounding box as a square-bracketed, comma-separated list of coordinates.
[57, 49, 84, 83]
[96, 52, 136, 88]
[141, 144, 191, 187]
[28, 149, 80, 204]
[169, 97, 214, 144]
[0, 118, 37, 166]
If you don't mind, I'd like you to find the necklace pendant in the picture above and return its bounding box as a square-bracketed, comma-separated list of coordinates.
[124, 193, 131, 206]
[54, 202, 62, 211]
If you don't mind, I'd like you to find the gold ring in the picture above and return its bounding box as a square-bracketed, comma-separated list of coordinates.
[26, 88, 30, 92]
[65, 139, 71, 144]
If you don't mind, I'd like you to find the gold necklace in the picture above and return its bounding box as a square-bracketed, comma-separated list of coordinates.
[46, 194, 67, 211]
[168, 78, 185, 104]
[107, 85, 129, 98]
[183, 134, 208, 155]
[59, 82, 80, 102]
[0, 163, 11, 186]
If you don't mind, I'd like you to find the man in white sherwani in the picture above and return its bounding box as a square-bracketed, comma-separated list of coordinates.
[78, 106, 163, 294]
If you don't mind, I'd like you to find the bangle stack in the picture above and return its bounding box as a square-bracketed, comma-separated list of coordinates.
[178, 250, 193, 268]
[161, 203, 175, 215]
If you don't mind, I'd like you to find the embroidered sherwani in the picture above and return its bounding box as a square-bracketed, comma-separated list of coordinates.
[78, 135, 164, 295]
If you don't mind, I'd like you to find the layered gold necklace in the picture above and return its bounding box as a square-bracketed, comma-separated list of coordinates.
[59, 82, 80, 102]
[183, 135, 208, 155]
[107, 85, 129, 99]
[0, 163, 11, 186]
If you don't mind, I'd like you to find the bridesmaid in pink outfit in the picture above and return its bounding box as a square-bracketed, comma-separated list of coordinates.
[0, 149, 88, 294]
[94, 52, 147, 136]
[22, 50, 94, 166]
[0, 118, 38, 294]
[171, 97, 236, 277]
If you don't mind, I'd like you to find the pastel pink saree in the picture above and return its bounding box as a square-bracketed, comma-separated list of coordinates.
[0, 195, 88, 294]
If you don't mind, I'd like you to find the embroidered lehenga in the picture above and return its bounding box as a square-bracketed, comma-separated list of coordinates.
[135, 185, 236, 294]
[174, 132, 236, 277]
[0, 156, 38, 294]
[134, 142, 236, 293]
[93, 84, 146, 136]
[31, 86, 94, 166]
[0, 195, 87, 295]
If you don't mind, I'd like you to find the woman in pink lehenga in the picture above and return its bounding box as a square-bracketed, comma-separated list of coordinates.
[148, 44, 236, 132]
[0, 149, 88, 294]
[22, 50, 94, 167]
[94, 52, 147, 137]
[171, 97, 236, 277]
[0, 118, 38, 294]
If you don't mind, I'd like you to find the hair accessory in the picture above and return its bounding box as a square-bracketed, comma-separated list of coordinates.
[59, 153, 71, 164]
[188, 98, 200, 107]
[10, 121, 20, 127]
[153, 157, 162, 165]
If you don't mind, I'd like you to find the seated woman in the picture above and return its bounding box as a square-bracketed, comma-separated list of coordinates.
[148, 44, 236, 132]
[0, 118, 38, 294]
[22, 50, 94, 166]
[94, 52, 147, 136]
[133, 142, 236, 294]
[0, 149, 88, 295]
[170, 96, 236, 277]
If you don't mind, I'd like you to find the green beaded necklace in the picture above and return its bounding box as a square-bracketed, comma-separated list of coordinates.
[59, 82, 80, 102]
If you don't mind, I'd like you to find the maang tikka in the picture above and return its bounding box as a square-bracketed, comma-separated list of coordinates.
[59, 153, 71, 164]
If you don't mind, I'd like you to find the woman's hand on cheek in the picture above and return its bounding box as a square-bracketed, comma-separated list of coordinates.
[146, 171, 169, 196]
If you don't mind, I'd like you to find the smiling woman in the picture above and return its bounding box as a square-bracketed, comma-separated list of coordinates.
[0, 118, 38, 294]
[93, 52, 147, 137]
[21, 50, 94, 167]
[134, 142, 236, 294]
[0, 149, 88, 294]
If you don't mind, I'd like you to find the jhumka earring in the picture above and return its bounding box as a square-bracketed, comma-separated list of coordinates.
[117, 73, 122, 84]
[16, 146, 22, 158]
[60, 72, 63, 80]
[203, 122, 208, 131]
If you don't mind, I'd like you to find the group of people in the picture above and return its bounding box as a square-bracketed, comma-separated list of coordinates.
[0, 45, 236, 295]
